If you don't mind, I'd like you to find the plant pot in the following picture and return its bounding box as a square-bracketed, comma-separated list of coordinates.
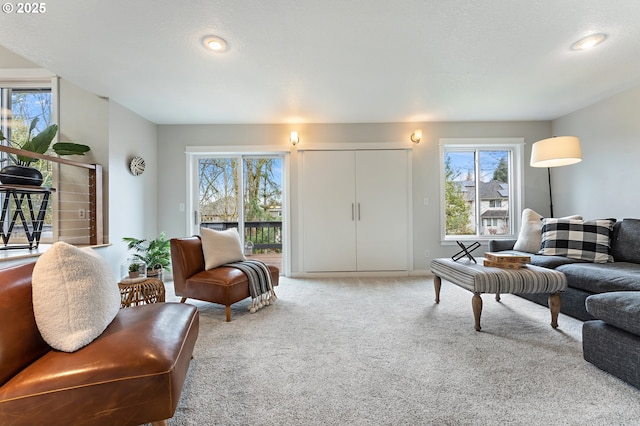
[129, 271, 140, 279]
[147, 264, 163, 281]
[0, 165, 43, 186]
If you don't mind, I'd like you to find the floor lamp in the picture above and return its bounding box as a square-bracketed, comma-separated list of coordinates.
[530, 136, 582, 217]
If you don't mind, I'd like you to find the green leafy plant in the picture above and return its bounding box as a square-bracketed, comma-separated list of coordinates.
[128, 262, 141, 273]
[0, 117, 90, 166]
[123, 232, 171, 272]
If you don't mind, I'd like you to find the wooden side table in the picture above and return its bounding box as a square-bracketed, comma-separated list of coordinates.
[118, 277, 165, 308]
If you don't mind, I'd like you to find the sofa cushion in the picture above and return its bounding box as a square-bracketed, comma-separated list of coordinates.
[528, 254, 585, 269]
[556, 262, 640, 293]
[513, 209, 581, 253]
[200, 227, 246, 270]
[611, 219, 640, 264]
[539, 218, 615, 263]
[32, 242, 120, 352]
[493, 249, 580, 269]
[586, 292, 640, 336]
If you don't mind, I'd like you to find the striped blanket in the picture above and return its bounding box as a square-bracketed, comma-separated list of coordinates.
[225, 260, 277, 314]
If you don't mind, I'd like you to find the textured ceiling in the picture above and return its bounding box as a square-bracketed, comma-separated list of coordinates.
[1, 0, 640, 125]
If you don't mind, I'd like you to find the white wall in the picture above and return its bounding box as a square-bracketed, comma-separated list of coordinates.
[158, 121, 551, 274]
[59, 80, 158, 277]
[102, 101, 158, 278]
[58, 78, 109, 229]
[552, 84, 640, 220]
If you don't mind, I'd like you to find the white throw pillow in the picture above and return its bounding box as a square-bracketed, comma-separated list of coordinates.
[32, 242, 120, 352]
[200, 227, 246, 270]
[513, 209, 582, 253]
[513, 209, 545, 253]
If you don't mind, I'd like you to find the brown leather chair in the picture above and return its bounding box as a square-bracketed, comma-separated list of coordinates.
[170, 236, 280, 321]
[0, 261, 199, 426]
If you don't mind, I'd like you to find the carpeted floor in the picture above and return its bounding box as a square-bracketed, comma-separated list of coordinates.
[165, 276, 640, 425]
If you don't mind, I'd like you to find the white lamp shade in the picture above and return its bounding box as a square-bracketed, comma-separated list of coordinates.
[530, 136, 582, 168]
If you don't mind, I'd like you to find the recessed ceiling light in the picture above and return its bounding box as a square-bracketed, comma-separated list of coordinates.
[203, 36, 229, 52]
[571, 33, 607, 51]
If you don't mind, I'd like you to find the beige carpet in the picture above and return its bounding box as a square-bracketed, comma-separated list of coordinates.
[164, 276, 640, 425]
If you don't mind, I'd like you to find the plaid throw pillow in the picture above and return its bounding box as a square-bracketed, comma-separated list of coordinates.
[539, 218, 616, 263]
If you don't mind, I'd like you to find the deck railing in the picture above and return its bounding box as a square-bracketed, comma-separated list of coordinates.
[0, 144, 103, 246]
[200, 221, 282, 251]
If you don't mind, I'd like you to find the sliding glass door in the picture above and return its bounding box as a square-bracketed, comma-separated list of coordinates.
[193, 154, 284, 271]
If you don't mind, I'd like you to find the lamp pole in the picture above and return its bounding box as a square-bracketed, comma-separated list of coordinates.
[547, 167, 554, 218]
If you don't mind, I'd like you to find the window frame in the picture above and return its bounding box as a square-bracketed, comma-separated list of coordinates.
[186, 145, 291, 276]
[439, 138, 524, 242]
[0, 76, 59, 244]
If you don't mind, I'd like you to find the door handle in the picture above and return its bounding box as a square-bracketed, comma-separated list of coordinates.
[352, 203, 355, 221]
[358, 203, 361, 221]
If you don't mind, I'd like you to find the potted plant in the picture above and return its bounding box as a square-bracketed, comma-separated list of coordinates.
[0, 117, 90, 186]
[128, 262, 142, 279]
[123, 232, 171, 280]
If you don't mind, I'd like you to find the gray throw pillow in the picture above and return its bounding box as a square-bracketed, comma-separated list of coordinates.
[611, 219, 640, 264]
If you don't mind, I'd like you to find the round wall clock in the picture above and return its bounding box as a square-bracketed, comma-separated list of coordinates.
[129, 156, 146, 176]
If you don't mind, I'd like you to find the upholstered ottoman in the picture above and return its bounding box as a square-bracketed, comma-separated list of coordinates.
[583, 292, 640, 389]
[430, 257, 567, 331]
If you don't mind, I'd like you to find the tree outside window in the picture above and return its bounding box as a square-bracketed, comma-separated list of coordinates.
[442, 145, 517, 239]
[1, 88, 54, 237]
[198, 156, 283, 255]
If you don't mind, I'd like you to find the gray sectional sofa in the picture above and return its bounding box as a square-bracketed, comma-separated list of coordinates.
[583, 291, 640, 389]
[489, 217, 640, 389]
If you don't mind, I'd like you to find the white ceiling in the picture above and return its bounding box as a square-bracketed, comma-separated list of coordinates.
[1, 0, 640, 125]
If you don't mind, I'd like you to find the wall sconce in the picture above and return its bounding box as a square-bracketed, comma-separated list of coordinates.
[410, 129, 422, 144]
[290, 131, 299, 146]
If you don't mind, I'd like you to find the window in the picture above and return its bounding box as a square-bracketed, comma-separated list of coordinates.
[0, 76, 102, 249]
[440, 139, 523, 240]
[1, 86, 54, 242]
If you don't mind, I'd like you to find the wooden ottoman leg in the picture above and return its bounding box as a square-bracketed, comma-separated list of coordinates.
[434, 275, 441, 304]
[472, 292, 483, 331]
[225, 305, 232, 322]
[549, 292, 561, 329]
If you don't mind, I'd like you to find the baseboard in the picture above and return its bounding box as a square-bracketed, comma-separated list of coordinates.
[409, 269, 432, 277]
[290, 270, 414, 278]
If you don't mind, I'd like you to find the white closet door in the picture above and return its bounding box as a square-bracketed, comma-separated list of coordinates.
[302, 151, 357, 272]
[355, 150, 408, 271]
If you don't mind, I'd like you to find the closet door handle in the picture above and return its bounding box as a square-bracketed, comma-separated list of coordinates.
[358, 203, 361, 220]
[352, 203, 355, 221]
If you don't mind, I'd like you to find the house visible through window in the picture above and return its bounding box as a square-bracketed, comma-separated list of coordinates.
[440, 139, 523, 240]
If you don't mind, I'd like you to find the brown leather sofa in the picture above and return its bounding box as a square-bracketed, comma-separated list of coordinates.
[171, 236, 280, 322]
[0, 261, 199, 426]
